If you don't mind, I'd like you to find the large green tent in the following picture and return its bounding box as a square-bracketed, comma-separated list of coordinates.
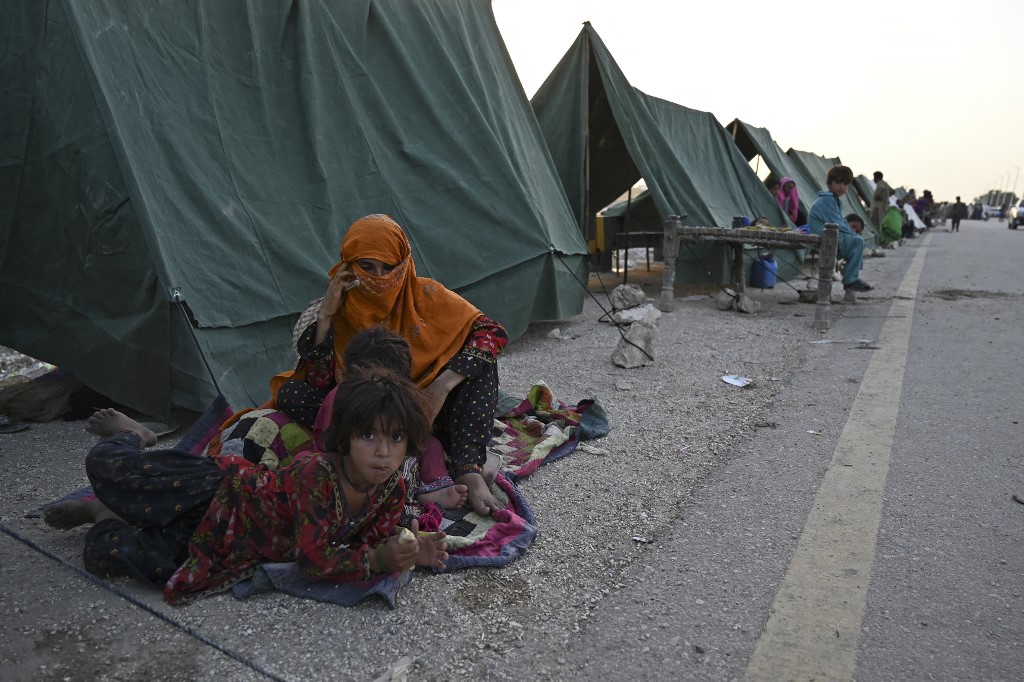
[531, 24, 789, 284]
[0, 0, 588, 418]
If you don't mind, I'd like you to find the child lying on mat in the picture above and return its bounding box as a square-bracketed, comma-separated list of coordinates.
[43, 368, 448, 605]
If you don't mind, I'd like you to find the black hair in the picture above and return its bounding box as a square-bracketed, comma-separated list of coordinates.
[844, 213, 863, 225]
[827, 165, 854, 185]
[342, 327, 412, 378]
[322, 367, 429, 456]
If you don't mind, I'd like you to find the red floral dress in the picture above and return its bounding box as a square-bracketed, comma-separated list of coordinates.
[164, 452, 404, 604]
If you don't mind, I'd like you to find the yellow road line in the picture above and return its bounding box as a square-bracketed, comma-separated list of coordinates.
[745, 235, 931, 681]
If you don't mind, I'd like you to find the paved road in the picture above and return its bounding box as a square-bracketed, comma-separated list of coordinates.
[518, 219, 1024, 680]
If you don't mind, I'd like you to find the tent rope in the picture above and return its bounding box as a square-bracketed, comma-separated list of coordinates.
[0, 523, 286, 682]
[172, 296, 223, 396]
[551, 249, 655, 363]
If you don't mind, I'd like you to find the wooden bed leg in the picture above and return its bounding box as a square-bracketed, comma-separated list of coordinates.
[813, 224, 838, 331]
[733, 243, 745, 293]
[659, 216, 681, 312]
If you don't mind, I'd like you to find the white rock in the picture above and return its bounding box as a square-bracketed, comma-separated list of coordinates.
[715, 289, 737, 311]
[609, 283, 648, 311]
[736, 294, 761, 314]
[611, 319, 657, 368]
[609, 303, 662, 325]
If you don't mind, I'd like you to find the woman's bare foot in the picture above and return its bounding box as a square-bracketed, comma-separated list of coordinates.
[43, 498, 121, 530]
[482, 453, 500, 488]
[456, 472, 501, 516]
[86, 409, 157, 447]
[418, 484, 469, 509]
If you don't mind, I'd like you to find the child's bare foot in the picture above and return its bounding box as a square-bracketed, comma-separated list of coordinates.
[418, 484, 469, 509]
[86, 409, 157, 447]
[43, 498, 118, 530]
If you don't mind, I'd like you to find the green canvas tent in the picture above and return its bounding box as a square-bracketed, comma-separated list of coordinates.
[727, 119, 821, 226]
[531, 24, 790, 284]
[0, 0, 588, 418]
[786, 148, 877, 246]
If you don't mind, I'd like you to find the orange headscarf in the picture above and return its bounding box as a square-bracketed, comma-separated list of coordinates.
[328, 214, 481, 387]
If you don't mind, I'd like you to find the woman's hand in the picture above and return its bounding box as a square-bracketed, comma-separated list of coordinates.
[314, 263, 357, 346]
[322, 262, 357, 318]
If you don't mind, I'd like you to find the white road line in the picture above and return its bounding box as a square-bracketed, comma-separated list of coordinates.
[745, 235, 931, 682]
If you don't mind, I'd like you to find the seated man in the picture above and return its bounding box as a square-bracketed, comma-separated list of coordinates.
[807, 165, 872, 292]
[900, 200, 916, 240]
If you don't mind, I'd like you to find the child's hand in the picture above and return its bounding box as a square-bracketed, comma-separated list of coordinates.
[379, 531, 418, 573]
[410, 518, 448, 571]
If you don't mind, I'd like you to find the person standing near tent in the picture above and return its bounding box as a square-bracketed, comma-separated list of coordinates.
[951, 196, 968, 232]
[274, 214, 508, 516]
[808, 165, 872, 292]
[777, 177, 799, 224]
[870, 171, 892, 227]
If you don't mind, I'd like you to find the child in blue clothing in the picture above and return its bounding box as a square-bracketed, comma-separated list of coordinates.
[807, 165, 872, 292]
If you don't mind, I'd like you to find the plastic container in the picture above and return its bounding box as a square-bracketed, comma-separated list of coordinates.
[750, 255, 778, 289]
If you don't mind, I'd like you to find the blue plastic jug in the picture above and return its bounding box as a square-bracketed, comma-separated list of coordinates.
[750, 255, 778, 289]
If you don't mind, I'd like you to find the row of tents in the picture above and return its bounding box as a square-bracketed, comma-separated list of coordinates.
[0, 0, 899, 418]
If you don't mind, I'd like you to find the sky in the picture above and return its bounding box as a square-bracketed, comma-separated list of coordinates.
[492, 0, 1024, 204]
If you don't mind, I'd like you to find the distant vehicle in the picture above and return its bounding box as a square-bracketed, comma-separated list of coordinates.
[982, 204, 1002, 220]
[1009, 200, 1024, 229]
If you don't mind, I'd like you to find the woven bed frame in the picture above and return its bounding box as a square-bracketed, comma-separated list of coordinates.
[658, 216, 840, 331]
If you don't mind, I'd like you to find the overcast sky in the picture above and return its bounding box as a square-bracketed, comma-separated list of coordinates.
[493, 0, 1024, 203]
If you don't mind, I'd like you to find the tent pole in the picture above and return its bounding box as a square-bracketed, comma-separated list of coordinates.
[622, 185, 633, 284]
[583, 28, 593, 267]
[584, 131, 591, 248]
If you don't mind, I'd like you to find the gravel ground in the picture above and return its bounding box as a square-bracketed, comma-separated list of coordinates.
[0, 266, 844, 681]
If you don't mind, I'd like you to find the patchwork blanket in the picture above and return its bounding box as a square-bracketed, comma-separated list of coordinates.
[489, 383, 609, 480]
[32, 384, 608, 608]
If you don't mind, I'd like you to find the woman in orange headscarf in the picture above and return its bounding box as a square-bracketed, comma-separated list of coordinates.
[275, 214, 508, 515]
